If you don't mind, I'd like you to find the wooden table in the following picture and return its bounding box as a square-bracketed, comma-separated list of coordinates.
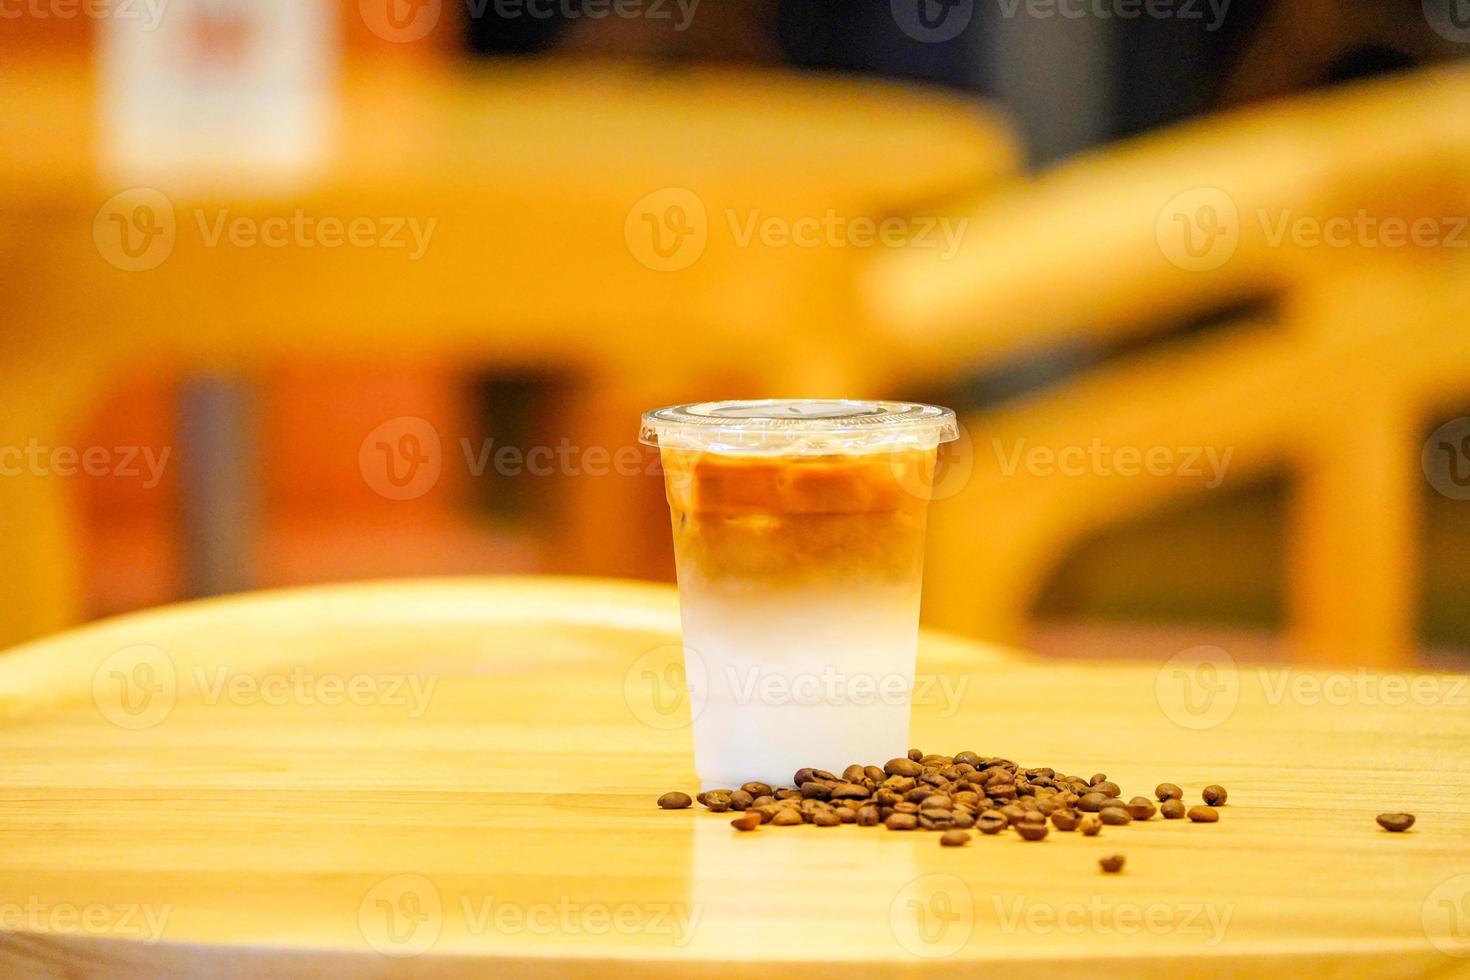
[0, 578, 1466, 977]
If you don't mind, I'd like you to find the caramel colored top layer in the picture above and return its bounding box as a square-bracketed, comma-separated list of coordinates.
[661, 448, 937, 515]
[661, 448, 936, 585]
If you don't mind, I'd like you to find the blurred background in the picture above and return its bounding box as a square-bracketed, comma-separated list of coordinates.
[3, 0, 1468, 667]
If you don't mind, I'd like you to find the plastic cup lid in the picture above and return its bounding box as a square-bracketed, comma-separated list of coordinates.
[640, 399, 958, 453]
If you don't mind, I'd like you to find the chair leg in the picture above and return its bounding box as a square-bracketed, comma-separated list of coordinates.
[1289, 399, 1419, 668]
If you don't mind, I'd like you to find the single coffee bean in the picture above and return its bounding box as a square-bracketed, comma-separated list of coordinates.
[908, 748, 924, 763]
[1092, 781, 1121, 798]
[770, 808, 803, 826]
[919, 812, 954, 831]
[1016, 822, 1049, 841]
[730, 812, 761, 831]
[906, 787, 934, 804]
[940, 830, 970, 847]
[1156, 783, 1183, 802]
[978, 810, 1008, 835]
[1051, 809, 1080, 832]
[864, 766, 887, 783]
[1125, 797, 1156, 821]
[812, 770, 838, 782]
[831, 783, 870, 800]
[1376, 812, 1415, 832]
[1000, 804, 1028, 825]
[1099, 854, 1126, 874]
[793, 768, 817, 786]
[834, 807, 857, 823]
[1203, 785, 1228, 806]
[1079, 814, 1102, 836]
[741, 782, 772, 798]
[1187, 806, 1219, 823]
[894, 801, 920, 814]
[774, 788, 801, 801]
[954, 751, 982, 768]
[951, 810, 976, 830]
[856, 805, 881, 827]
[1078, 792, 1110, 812]
[1160, 799, 1186, 820]
[800, 782, 833, 801]
[842, 765, 866, 784]
[813, 809, 841, 827]
[706, 796, 731, 813]
[1099, 807, 1132, 826]
[728, 790, 754, 811]
[658, 792, 692, 810]
[886, 812, 919, 831]
[1089, 773, 1108, 786]
[885, 758, 923, 778]
[920, 794, 953, 811]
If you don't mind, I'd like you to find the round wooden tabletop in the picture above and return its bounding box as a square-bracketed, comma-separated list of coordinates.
[0, 577, 1466, 977]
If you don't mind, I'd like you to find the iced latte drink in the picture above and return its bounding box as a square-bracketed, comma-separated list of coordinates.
[640, 400, 958, 789]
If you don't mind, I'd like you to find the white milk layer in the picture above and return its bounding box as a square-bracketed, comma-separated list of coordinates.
[678, 582, 922, 790]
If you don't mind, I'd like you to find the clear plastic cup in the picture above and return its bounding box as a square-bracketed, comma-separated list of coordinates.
[640, 399, 958, 790]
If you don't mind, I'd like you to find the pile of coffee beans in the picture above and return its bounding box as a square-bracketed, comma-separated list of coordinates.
[660, 750, 1234, 868]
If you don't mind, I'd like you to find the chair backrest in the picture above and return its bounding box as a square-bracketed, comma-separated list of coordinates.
[865, 64, 1470, 666]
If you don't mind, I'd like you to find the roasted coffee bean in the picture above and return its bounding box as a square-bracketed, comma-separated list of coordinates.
[1092, 781, 1121, 798]
[864, 766, 887, 783]
[741, 782, 772, 798]
[1078, 792, 1111, 812]
[750, 795, 775, 809]
[886, 812, 919, 831]
[706, 796, 731, 813]
[921, 794, 953, 811]
[1079, 814, 1102, 836]
[774, 788, 801, 801]
[978, 810, 1008, 835]
[857, 805, 881, 827]
[830, 783, 870, 800]
[1089, 773, 1108, 785]
[954, 751, 982, 768]
[834, 806, 857, 824]
[1160, 799, 1186, 820]
[753, 805, 780, 823]
[728, 790, 754, 811]
[1015, 822, 1049, 841]
[1000, 804, 1028, 825]
[1099, 807, 1132, 826]
[1203, 785, 1228, 806]
[813, 769, 838, 782]
[1156, 783, 1183, 802]
[1125, 797, 1156, 821]
[793, 768, 817, 786]
[919, 812, 954, 831]
[770, 808, 803, 826]
[731, 812, 762, 831]
[906, 787, 934, 804]
[894, 801, 920, 814]
[1187, 806, 1219, 823]
[885, 776, 917, 794]
[658, 792, 692, 810]
[1099, 854, 1126, 873]
[842, 765, 866, 784]
[908, 748, 924, 762]
[1051, 809, 1080, 832]
[885, 758, 922, 778]
[940, 830, 970, 847]
[813, 809, 841, 827]
[800, 782, 833, 801]
[951, 810, 976, 830]
[1377, 812, 1415, 832]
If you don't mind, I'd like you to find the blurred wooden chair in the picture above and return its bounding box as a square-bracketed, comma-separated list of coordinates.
[0, 56, 1017, 647]
[866, 63, 1470, 666]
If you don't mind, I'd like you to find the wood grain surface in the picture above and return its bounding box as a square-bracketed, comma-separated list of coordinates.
[0, 577, 1466, 978]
